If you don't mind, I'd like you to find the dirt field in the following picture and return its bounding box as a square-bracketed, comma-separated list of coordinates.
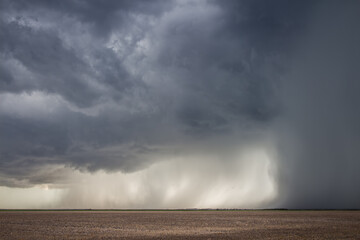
[0, 210, 359, 239]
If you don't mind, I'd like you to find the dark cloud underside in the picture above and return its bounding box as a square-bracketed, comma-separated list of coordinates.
[0, 0, 359, 208]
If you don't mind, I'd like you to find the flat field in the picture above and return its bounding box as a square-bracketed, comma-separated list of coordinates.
[0, 210, 359, 239]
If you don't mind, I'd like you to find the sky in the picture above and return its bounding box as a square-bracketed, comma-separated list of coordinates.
[0, 0, 359, 209]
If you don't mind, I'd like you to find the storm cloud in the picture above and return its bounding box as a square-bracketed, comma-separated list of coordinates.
[0, 0, 359, 209]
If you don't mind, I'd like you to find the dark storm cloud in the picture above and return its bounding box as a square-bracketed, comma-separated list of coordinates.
[0, 0, 287, 185]
[0, 16, 139, 107]
[0, 0, 306, 179]
[1, 0, 173, 37]
[153, 0, 306, 127]
[0, 19, 100, 106]
[1, 0, 359, 208]
[214, 0, 314, 52]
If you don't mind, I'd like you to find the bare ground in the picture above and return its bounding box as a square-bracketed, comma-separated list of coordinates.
[0, 210, 359, 239]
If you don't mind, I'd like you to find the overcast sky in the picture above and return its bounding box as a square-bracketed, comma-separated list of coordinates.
[0, 0, 359, 209]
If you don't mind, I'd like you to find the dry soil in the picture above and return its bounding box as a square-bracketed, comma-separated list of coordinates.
[0, 210, 359, 239]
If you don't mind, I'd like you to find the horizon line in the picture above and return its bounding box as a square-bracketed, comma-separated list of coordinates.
[1, 208, 359, 211]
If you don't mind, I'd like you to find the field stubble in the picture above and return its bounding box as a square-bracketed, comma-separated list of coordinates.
[0, 210, 359, 239]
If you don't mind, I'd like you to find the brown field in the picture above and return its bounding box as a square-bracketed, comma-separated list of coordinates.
[0, 210, 359, 239]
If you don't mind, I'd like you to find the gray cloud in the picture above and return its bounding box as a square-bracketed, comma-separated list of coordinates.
[0, 0, 359, 208]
